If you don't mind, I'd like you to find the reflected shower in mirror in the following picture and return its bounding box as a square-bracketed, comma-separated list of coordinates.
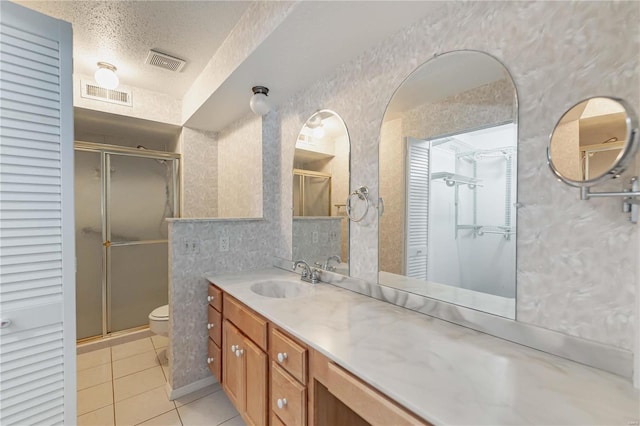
[293, 110, 350, 275]
[379, 51, 518, 318]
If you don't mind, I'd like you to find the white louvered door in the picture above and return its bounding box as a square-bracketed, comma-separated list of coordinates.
[0, 2, 75, 424]
[405, 137, 430, 279]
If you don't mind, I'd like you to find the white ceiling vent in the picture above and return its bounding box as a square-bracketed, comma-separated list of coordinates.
[81, 80, 132, 106]
[145, 50, 186, 72]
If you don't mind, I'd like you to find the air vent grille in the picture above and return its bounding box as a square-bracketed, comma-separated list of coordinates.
[80, 80, 132, 106]
[145, 50, 186, 72]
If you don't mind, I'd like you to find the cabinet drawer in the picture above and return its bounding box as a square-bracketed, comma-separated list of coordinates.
[325, 362, 428, 426]
[271, 362, 307, 426]
[208, 305, 222, 346]
[207, 338, 221, 382]
[208, 283, 222, 312]
[270, 328, 307, 384]
[271, 412, 286, 426]
[224, 294, 267, 351]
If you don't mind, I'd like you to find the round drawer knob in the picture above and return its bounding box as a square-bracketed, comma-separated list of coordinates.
[207, 323, 215, 330]
[231, 345, 238, 352]
[277, 352, 288, 363]
[207, 357, 214, 364]
[207, 296, 215, 302]
[277, 398, 287, 409]
[235, 349, 244, 358]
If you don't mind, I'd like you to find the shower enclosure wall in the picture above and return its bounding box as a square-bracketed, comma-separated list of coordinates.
[74, 142, 180, 340]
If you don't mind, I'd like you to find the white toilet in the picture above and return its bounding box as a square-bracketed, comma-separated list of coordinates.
[149, 304, 169, 337]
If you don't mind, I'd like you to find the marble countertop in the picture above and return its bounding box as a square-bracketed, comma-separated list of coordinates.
[205, 268, 639, 426]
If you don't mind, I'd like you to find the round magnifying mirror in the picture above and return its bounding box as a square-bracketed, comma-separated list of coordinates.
[548, 97, 639, 187]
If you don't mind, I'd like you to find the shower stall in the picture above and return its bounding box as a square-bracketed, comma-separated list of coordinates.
[74, 142, 180, 340]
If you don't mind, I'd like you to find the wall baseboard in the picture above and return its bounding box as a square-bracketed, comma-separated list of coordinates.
[166, 376, 219, 401]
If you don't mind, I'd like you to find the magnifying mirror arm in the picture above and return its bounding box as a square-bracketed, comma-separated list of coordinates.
[579, 177, 640, 223]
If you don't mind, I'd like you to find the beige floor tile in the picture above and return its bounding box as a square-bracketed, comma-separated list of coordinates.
[78, 363, 112, 391]
[77, 348, 111, 371]
[151, 335, 169, 349]
[114, 366, 166, 402]
[219, 415, 246, 426]
[77, 382, 113, 416]
[156, 348, 168, 366]
[174, 383, 222, 408]
[161, 364, 170, 382]
[112, 350, 160, 379]
[177, 390, 238, 426]
[138, 409, 182, 426]
[77, 405, 115, 426]
[115, 387, 175, 426]
[111, 338, 155, 361]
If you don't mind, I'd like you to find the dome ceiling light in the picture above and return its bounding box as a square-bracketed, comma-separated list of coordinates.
[94, 62, 119, 90]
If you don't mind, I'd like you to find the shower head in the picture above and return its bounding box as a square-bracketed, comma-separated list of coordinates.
[137, 145, 167, 165]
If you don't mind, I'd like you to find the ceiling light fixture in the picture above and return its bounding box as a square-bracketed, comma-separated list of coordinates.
[249, 86, 271, 115]
[94, 62, 119, 90]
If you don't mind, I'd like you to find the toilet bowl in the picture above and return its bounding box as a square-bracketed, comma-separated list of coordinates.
[149, 304, 169, 337]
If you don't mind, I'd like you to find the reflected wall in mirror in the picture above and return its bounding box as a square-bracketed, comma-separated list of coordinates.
[379, 51, 518, 318]
[293, 110, 350, 275]
[548, 97, 636, 185]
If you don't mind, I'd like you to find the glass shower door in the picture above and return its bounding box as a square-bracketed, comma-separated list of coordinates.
[106, 154, 176, 333]
[75, 150, 105, 339]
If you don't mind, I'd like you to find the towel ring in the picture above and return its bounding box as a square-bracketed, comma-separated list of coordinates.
[346, 186, 370, 222]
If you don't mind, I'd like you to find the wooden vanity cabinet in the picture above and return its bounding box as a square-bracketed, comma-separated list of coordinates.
[208, 283, 429, 426]
[269, 327, 308, 426]
[206, 284, 223, 382]
[220, 293, 269, 426]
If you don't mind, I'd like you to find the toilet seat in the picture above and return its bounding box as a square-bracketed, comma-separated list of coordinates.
[149, 304, 168, 321]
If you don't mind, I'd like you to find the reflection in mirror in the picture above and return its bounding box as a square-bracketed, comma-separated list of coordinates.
[549, 97, 635, 185]
[379, 51, 518, 318]
[293, 110, 350, 275]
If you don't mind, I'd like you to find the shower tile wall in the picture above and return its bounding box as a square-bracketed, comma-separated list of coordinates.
[275, 1, 639, 351]
[181, 127, 218, 218]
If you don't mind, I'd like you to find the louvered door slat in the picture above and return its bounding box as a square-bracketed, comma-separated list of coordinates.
[0, 98, 60, 118]
[0, 62, 59, 85]
[406, 138, 430, 279]
[1, 3, 73, 422]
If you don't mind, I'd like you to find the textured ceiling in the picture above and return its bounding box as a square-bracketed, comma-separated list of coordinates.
[16, 1, 251, 98]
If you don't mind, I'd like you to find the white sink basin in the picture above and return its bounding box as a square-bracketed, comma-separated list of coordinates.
[250, 280, 311, 299]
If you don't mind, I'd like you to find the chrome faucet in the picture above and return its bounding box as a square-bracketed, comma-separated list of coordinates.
[293, 260, 320, 284]
[323, 255, 342, 272]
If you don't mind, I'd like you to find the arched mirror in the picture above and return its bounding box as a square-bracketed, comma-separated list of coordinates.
[293, 110, 350, 275]
[379, 51, 518, 318]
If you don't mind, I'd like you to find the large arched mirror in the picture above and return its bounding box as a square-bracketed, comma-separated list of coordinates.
[293, 110, 350, 275]
[379, 51, 518, 318]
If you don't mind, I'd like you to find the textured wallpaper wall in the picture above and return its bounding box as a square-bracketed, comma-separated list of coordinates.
[180, 127, 218, 218]
[168, 111, 281, 390]
[217, 113, 263, 218]
[276, 1, 639, 351]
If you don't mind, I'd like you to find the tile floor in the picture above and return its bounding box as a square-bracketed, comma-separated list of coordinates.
[77, 336, 246, 426]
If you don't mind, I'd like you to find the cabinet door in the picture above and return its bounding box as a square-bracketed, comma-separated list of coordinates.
[222, 320, 245, 411]
[243, 337, 268, 426]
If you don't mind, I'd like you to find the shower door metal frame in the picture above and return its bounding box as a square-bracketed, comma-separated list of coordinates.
[75, 141, 181, 338]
